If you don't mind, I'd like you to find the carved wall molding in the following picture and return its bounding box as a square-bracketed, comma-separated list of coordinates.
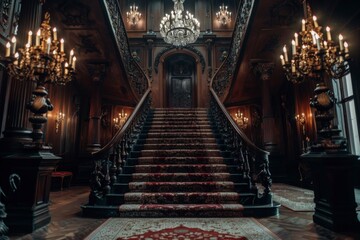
[154, 46, 206, 74]
[76, 34, 100, 54]
[250, 60, 275, 81]
[270, 0, 302, 27]
[59, 0, 94, 27]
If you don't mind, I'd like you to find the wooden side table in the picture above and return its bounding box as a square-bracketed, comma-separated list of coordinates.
[51, 171, 73, 190]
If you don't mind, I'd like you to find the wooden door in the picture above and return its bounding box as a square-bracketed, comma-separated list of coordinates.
[166, 54, 196, 108]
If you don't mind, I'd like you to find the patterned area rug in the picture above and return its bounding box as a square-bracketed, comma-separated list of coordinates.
[272, 183, 360, 212]
[85, 218, 280, 240]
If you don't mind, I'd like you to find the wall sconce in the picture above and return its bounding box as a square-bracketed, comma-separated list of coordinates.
[216, 3, 232, 25]
[126, 3, 142, 26]
[55, 112, 65, 133]
[113, 109, 128, 131]
[295, 112, 308, 153]
[234, 110, 248, 129]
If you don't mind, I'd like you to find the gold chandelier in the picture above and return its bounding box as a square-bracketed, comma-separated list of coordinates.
[280, 4, 350, 84]
[234, 110, 248, 129]
[1, 12, 75, 146]
[126, 3, 142, 26]
[280, 2, 350, 152]
[216, 3, 232, 25]
[159, 0, 200, 47]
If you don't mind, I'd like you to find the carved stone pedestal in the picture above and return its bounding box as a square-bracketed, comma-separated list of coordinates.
[301, 151, 359, 232]
[0, 147, 59, 233]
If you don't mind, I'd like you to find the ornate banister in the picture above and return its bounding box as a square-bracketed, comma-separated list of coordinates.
[101, 0, 149, 99]
[87, 0, 152, 205]
[211, 0, 256, 99]
[209, 0, 272, 203]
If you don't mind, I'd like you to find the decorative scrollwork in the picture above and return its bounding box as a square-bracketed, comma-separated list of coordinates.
[102, 0, 148, 99]
[212, 0, 255, 98]
[154, 45, 206, 74]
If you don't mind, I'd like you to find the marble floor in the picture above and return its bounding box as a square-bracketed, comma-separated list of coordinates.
[9, 185, 360, 240]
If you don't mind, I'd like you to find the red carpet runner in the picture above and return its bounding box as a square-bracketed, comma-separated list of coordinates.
[119, 108, 244, 217]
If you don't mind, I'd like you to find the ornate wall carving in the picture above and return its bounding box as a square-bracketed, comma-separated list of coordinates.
[154, 46, 206, 74]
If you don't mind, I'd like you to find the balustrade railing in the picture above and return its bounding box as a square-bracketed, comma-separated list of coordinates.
[209, 0, 272, 203]
[101, 0, 149, 99]
[211, 0, 255, 99]
[87, 0, 151, 205]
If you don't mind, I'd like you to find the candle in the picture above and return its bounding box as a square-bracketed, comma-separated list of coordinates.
[71, 56, 76, 70]
[69, 49, 74, 64]
[311, 31, 316, 45]
[53, 27, 57, 41]
[344, 42, 349, 53]
[291, 60, 295, 73]
[27, 31, 33, 46]
[36, 29, 41, 46]
[326, 27, 331, 41]
[11, 36, 16, 54]
[25, 43, 30, 52]
[323, 41, 328, 49]
[46, 37, 51, 54]
[291, 40, 296, 55]
[315, 34, 321, 50]
[5, 42, 11, 57]
[283, 45, 288, 62]
[280, 55, 285, 66]
[313, 16, 318, 28]
[294, 33, 299, 46]
[339, 34, 344, 51]
[60, 39, 64, 52]
[302, 19, 306, 31]
[14, 52, 19, 65]
[64, 62, 69, 75]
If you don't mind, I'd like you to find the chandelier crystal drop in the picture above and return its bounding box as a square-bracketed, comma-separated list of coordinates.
[159, 0, 200, 47]
[216, 3, 232, 25]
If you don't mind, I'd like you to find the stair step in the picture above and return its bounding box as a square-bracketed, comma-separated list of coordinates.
[134, 164, 228, 173]
[135, 143, 221, 150]
[128, 181, 235, 192]
[131, 173, 231, 182]
[146, 128, 213, 133]
[148, 120, 211, 125]
[124, 192, 240, 204]
[136, 138, 218, 144]
[118, 204, 244, 217]
[128, 156, 230, 165]
[133, 149, 223, 158]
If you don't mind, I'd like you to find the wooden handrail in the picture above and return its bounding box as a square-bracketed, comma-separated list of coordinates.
[210, 88, 268, 156]
[92, 88, 151, 157]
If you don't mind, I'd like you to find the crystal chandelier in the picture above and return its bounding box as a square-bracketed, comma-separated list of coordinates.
[216, 3, 232, 25]
[1, 12, 75, 146]
[159, 0, 200, 47]
[126, 3, 142, 26]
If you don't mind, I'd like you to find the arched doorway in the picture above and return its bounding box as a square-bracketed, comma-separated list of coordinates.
[164, 54, 196, 108]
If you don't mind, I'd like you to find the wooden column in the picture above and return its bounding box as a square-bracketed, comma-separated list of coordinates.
[251, 61, 277, 152]
[1, 0, 42, 148]
[86, 62, 107, 153]
[0, 1, 61, 233]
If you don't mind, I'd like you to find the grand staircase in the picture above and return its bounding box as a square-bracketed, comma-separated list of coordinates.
[82, 108, 279, 217]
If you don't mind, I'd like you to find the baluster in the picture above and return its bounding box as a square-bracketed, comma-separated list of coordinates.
[259, 155, 272, 195]
[109, 148, 117, 184]
[116, 142, 123, 175]
[243, 147, 251, 187]
[121, 136, 127, 166]
[103, 160, 111, 195]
